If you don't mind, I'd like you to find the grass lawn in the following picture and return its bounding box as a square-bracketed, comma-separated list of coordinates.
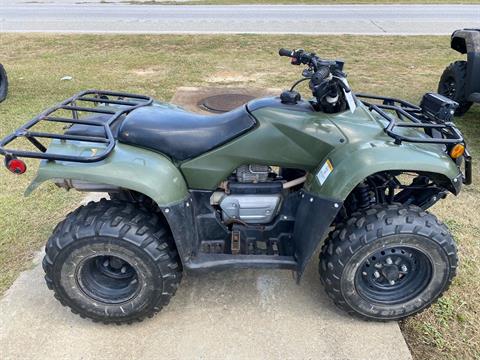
[0, 34, 478, 359]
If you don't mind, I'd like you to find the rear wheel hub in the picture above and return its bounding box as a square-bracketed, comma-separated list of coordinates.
[77, 255, 139, 304]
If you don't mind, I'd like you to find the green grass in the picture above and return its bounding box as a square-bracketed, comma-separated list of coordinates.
[0, 34, 479, 359]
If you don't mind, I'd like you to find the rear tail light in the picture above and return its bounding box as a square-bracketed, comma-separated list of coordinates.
[6, 158, 27, 174]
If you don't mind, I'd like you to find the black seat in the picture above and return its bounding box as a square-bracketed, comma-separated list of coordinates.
[117, 106, 256, 161]
[64, 114, 124, 138]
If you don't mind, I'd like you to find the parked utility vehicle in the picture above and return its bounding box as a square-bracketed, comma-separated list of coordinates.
[0, 49, 471, 324]
[0, 64, 8, 102]
[438, 28, 480, 115]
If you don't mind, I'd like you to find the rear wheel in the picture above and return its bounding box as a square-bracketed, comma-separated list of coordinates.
[0, 64, 8, 103]
[43, 199, 182, 324]
[319, 204, 457, 321]
[438, 61, 472, 116]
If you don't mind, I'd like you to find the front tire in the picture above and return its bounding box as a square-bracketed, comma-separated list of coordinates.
[319, 204, 457, 321]
[438, 61, 472, 116]
[43, 199, 182, 324]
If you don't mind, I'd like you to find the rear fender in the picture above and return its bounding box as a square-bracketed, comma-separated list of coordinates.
[451, 29, 480, 95]
[26, 141, 189, 206]
[451, 29, 480, 54]
[26, 140, 196, 263]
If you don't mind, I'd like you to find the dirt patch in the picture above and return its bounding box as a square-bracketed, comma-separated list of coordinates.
[131, 67, 168, 77]
[171, 86, 280, 114]
[205, 71, 263, 84]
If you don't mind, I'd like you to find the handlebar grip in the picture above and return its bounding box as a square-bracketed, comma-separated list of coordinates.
[279, 48, 294, 57]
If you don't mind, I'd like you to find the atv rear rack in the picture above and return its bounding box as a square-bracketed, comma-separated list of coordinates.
[0, 90, 153, 163]
[356, 93, 465, 145]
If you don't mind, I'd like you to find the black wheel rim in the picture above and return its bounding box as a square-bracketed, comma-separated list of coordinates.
[439, 77, 456, 99]
[77, 255, 140, 304]
[355, 246, 432, 305]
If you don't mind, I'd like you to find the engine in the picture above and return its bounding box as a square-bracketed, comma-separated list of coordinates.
[212, 165, 283, 224]
[235, 164, 270, 183]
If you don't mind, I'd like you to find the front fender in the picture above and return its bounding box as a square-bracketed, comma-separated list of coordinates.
[306, 141, 462, 200]
[26, 140, 188, 207]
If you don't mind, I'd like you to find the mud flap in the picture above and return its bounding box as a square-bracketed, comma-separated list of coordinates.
[293, 191, 342, 281]
[161, 195, 197, 265]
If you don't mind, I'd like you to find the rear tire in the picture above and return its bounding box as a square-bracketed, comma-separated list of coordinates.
[319, 204, 457, 321]
[438, 61, 472, 116]
[108, 190, 159, 213]
[43, 199, 182, 324]
[0, 64, 8, 103]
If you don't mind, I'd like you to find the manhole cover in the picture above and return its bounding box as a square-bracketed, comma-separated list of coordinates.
[199, 93, 256, 113]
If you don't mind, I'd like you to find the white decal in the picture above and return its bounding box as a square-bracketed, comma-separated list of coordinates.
[317, 159, 334, 185]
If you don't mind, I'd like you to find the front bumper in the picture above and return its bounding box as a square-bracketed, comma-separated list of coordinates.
[463, 148, 473, 185]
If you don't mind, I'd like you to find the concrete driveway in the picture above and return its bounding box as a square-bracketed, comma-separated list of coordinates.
[0, 247, 412, 360]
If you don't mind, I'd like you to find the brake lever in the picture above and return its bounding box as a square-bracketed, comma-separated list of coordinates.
[332, 75, 356, 113]
[335, 77, 351, 93]
[302, 68, 314, 78]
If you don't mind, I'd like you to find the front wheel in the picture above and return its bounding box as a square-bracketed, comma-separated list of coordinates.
[319, 204, 457, 321]
[43, 199, 182, 324]
[438, 61, 472, 116]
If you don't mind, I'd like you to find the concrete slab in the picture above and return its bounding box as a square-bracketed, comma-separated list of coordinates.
[0, 248, 412, 360]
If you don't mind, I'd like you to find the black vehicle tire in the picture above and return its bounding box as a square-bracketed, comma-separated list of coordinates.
[108, 190, 159, 213]
[43, 199, 182, 324]
[0, 64, 8, 103]
[438, 61, 472, 116]
[319, 204, 457, 321]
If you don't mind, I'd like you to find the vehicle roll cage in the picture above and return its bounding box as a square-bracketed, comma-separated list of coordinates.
[0, 90, 153, 163]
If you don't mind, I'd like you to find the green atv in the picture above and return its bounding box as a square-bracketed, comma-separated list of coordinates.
[0, 48, 471, 324]
[438, 28, 480, 115]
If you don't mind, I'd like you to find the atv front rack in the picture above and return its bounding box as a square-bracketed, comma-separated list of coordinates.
[356, 93, 472, 185]
[0, 90, 153, 163]
[356, 93, 465, 145]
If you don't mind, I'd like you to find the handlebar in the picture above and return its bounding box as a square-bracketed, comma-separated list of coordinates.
[278, 47, 350, 112]
[279, 48, 343, 71]
[278, 48, 319, 68]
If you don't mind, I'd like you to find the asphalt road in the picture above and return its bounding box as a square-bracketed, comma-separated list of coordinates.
[0, 4, 479, 35]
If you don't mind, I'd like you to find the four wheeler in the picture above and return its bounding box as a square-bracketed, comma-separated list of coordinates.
[438, 28, 480, 115]
[0, 48, 472, 324]
[0, 64, 8, 102]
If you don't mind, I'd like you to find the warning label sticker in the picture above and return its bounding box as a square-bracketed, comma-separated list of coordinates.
[316, 159, 334, 185]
